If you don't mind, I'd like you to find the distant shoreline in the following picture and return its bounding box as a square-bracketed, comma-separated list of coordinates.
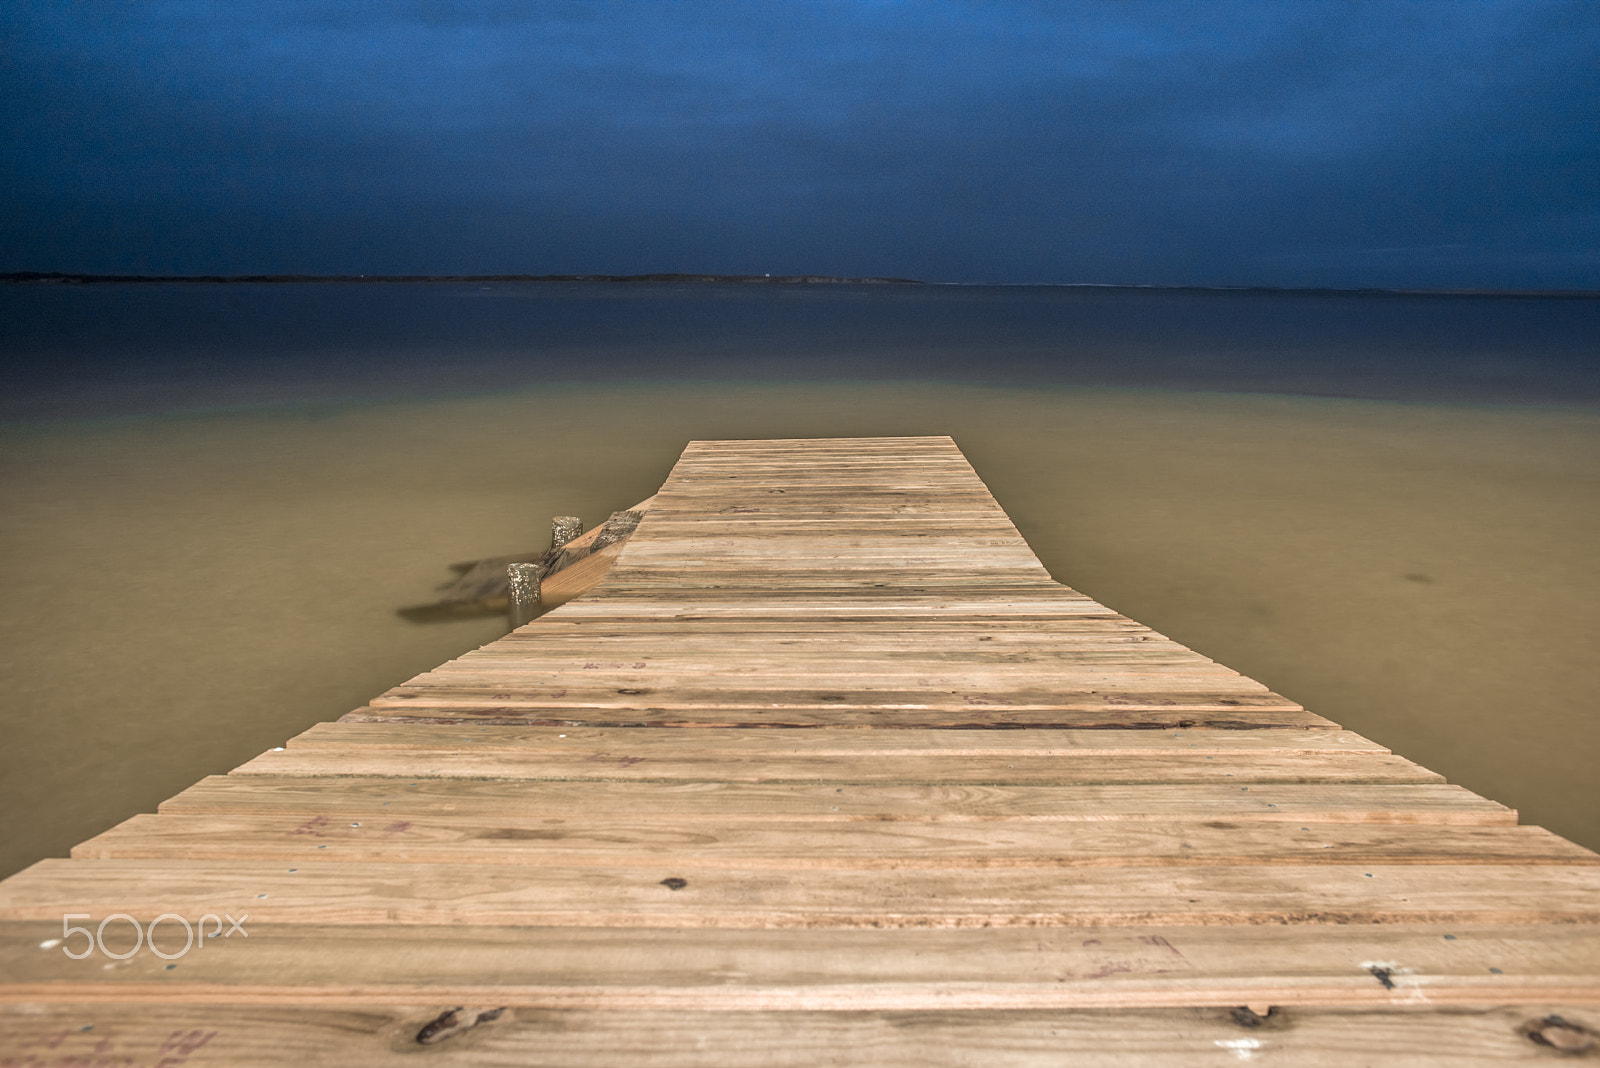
[1, 271, 1595, 298]
[0, 271, 922, 286]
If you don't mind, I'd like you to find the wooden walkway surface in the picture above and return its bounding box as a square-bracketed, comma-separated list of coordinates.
[1, 435, 1596, 1064]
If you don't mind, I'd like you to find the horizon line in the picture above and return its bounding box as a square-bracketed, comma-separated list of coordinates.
[2, 270, 1597, 299]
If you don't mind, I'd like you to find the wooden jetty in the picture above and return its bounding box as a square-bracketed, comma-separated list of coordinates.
[1, 435, 1596, 1064]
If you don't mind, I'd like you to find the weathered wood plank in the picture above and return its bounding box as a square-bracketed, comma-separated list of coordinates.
[421, 658, 1273, 678]
[346, 703, 1328, 731]
[538, 540, 626, 611]
[72, 815, 1593, 869]
[7, 1003, 1598, 1067]
[158, 776, 1519, 824]
[3, 922, 1597, 1010]
[593, 571, 1059, 588]
[486, 619, 1158, 637]
[367, 685, 1306, 711]
[438, 651, 1245, 670]
[228, 747, 1440, 785]
[8, 858, 1594, 927]
[23, 1003, 1595, 1067]
[545, 588, 1128, 615]
[287, 723, 1388, 753]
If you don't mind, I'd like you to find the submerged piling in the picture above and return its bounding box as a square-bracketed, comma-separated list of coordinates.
[551, 516, 583, 550]
[506, 562, 543, 627]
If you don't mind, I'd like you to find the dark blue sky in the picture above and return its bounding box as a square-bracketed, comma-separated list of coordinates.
[3, 1, 1596, 286]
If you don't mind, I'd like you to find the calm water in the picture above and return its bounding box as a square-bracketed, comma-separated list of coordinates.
[1, 283, 1597, 877]
[5, 282, 1599, 418]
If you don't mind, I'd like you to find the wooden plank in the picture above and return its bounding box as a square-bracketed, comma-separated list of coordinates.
[3, 922, 1597, 1009]
[366, 685, 1306, 710]
[377, 655, 1287, 681]
[592, 571, 1060, 588]
[227, 747, 1441, 785]
[71, 815, 1594, 869]
[453, 640, 1238, 659]
[544, 590, 1134, 616]
[561, 495, 656, 551]
[613, 544, 1049, 562]
[468, 626, 1206, 644]
[414, 644, 1266, 674]
[420, 658, 1275, 678]
[7, 1003, 1597, 1065]
[482, 620, 1162, 638]
[7, 858, 1594, 927]
[631, 516, 1031, 530]
[158, 776, 1519, 824]
[345, 705, 1330, 731]
[286, 723, 1389, 753]
[539, 539, 626, 610]
[439, 650, 1245, 670]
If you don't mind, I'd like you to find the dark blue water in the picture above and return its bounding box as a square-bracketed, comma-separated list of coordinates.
[3, 282, 1597, 419]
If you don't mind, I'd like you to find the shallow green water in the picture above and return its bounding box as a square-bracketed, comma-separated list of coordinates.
[1, 381, 1596, 877]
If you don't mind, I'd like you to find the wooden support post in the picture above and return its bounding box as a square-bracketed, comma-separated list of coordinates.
[506, 563, 543, 628]
[551, 516, 583, 550]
